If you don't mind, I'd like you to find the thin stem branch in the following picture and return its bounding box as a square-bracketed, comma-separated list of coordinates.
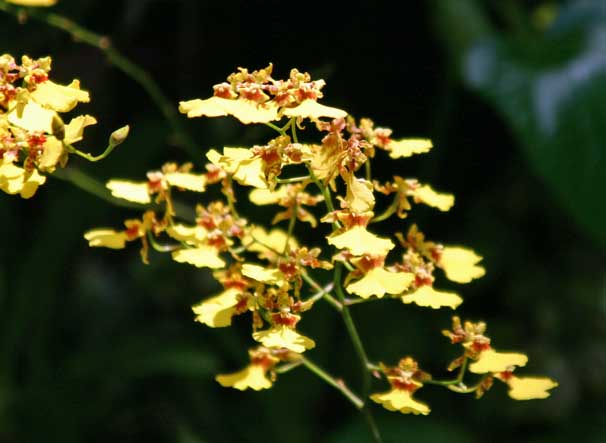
[301, 272, 342, 311]
[301, 357, 364, 410]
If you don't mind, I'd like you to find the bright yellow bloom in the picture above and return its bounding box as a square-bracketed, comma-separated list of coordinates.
[216, 364, 273, 391]
[439, 247, 486, 283]
[346, 267, 414, 299]
[387, 138, 433, 158]
[412, 185, 454, 212]
[83, 229, 128, 249]
[370, 388, 430, 415]
[327, 225, 394, 256]
[192, 288, 243, 328]
[282, 99, 347, 120]
[469, 349, 528, 374]
[179, 96, 279, 124]
[30, 79, 89, 113]
[164, 172, 207, 192]
[5, 0, 57, 6]
[206, 147, 267, 188]
[0, 160, 46, 198]
[171, 246, 225, 269]
[504, 376, 558, 400]
[106, 180, 151, 204]
[401, 285, 462, 309]
[252, 325, 315, 353]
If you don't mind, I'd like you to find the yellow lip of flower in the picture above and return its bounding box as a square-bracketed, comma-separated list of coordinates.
[179, 96, 279, 124]
[243, 226, 299, 260]
[401, 285, 463, 310]
[469, 349, 528, 374]
[171, 246, 225, 269]
[83, 228, 129, 249]
[29, 79, 90, 113]
[252, 325, 315, 353]
[282, 99, 347, 120]
[241, 263, 285, 285]
[215, 364, 273, 391]
[7, 100, 57, 133]
[327, 225, 394, 256]
[106, 179, 151, 204]
[5, 0, 58, 7]
[387, 138, 433, 159]
[192, 287, 243, 328]
[438, 246, 486, 283]
[0, 160, 47, 199]
[503, 375, 559, 400]
[166, 223, 208, 244]
[164, 172, 207, 192]
[346, 267, 414, 299]
[412, 185, 454, 212]
[206, 147, 267, 189]
[370, 388, 431, 415]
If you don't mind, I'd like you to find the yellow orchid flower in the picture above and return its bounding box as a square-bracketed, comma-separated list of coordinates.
[166, 223, 207, 244]
[253, 325, 315, 353]
[192, 288, 245, 328]
[502, 375, 558, 400]
[343, 173, 375, 213]
[327, 225, 394, 256]
[83, 229, 128, 249]
[216, 364, 273, 391]
[5, 0, 57, 6]
[282, 99, 347, 120]
[412, 185, 454, 212]
[370, 388, 430, 415]
[179, 96, 279, 124]
[206, 147, 267, 188]
[387, 138, 433, 159]
[243, 226, 298, 260]
[346, 267, 414, 299]
[438, 247, 486, 283]
[241, 263, 285, 285]
[469, 349, 528, 374]
[401, 285, 462, 309]
[171, 246, 225, 269]
[0, 159, 46, 198]
[30, 79, 89, 113]
[106, 180, 151, 204]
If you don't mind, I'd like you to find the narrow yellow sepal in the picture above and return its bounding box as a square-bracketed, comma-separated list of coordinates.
[192, 288, 241, 328]
[469, 349, 528, 374]
[215, 364, 273, 391]
[388, 138, 433, 158]
[370, 389, 430, 415]
[179, 96, 279, 124]
[506, 376, 558, 400]
[413, 185, 454, 211]
[327, 225, 394, 256]
[171, 247, 225, 269]
[440, 247, 486, 283]
[106, 180, 150, 204]
[282, 99, 347, 120]
[165, 172, 207, 192]
[30, 80, 90, 112]
[83, 229, 128, 249]
[252, 326, 315, 353]
[401, 285, 462, 309]
[346, 267, 414, 299]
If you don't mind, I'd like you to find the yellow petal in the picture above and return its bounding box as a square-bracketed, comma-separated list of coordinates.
[179, 96, 279, 124]
[283, 99, 347, 120]
[388, 138, 433, 158]
[327, 225, 394, 256]
[440, 247, 486, 283]
[106, 180, 150, 204]
[346, 267, 414, 299]
[370, 389, 430, 415]
[243, 226, 298, 259]
[413, 185, 454, 211]
[241, 263, 284, 285]
[192, 288, 241, 328]
[249, 186, 288, 205]
[506, 376, 558, 400]
[401, 285, 462, 309]
[165, 172, 206, 192]
[166, 224, 207, 244]
[63, 115, 97, 144]
[344, 173, 375, 213]
[7, 100, 56, 133]
[83, 229, 128, 249]
[38, 136, 64, 172]
[171, 247, 225, 269]
[215, 364, 272, 391]
[0, 160, 46, 198]
[252, 326, 315, 353]
[30, 80, 90, 112]
[5, 0, 57, 6]
[233, 156, 267, 189]
[469, 349, 528, 374]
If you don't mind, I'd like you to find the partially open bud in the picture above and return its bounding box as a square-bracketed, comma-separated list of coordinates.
[109, 125, 130, 147]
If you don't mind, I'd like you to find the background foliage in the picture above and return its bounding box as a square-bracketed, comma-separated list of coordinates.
[0, 0, 604, 441]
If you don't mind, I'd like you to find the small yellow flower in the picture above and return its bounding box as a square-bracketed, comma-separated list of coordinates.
[412, 185, 454, 212]
[215, 348, 279, 391]
[469, 349, 528, 374]
[29, 79, 89, 113]
[171, 246, 225, 269]
[401, 285, 463, 309]
[387, 138, 433, 158]
[243, 226, 298, 261]
[253, 325, 315, 353]
[206, 147, 267, 189]
[343, 172, 375, 213]
[370, 388, 430, 415]
[327, 225, 394, 256]
[5, 0, 57, 6]
[346, 267, 414, 299]
[438, 246, 486, 283]
[106, 180, 151, 204]
[179, 96, 279, 124]
[241, 263, 285, 285]
[501, 375, 558, 400]
[0, 159, 46, 198]
[7, 100, 56, 133]
[166, 223, 208, 244]
[282, 99, 347, 120]
[83, 229, 128, 249]
[192, 288, 245, 328]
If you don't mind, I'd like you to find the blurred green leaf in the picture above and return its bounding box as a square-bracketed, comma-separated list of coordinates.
[464, 0, 606, 245]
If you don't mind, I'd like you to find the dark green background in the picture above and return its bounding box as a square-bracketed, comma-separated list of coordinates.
[1, 0, 604, 442]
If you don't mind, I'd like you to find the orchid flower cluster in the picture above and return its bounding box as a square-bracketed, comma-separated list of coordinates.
[75, 64, 557, 417]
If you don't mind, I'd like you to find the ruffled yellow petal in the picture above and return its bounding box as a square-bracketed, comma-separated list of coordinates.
[249, 186, 289, 205]
[439, 247, 485, 283]
[38, 136, 64, 172]
[207, 147, 267, 188]
[282, 99, 347, 120]
[0, 160, 46, 198]
[192, 288, 241, 327]
[243, 226, 298, 259]
[346, 267, 414, 299]
[241, 263, 284, 285]
[469, 349, 528, 374]
[179, 96, 279, 124]
[401, 285, 462, 309]
[83, 229, 128, 249]
[165, 172, 206, 192]
[506, 376, 558, 400]
[7, 100, 56, 133]
[6, 0, 57, 6]
[63, 115, 97, 144]
[166, 224, 207, 244]
[344, 174, 375, 213]
[252, 326, 315, 353]
[370, 389, 430, 415]
[171, 247, 225, 269]
[327, 225, 394, 256]
[30, 80, 90, 112]
[106, 180, 150, 204]
[388, 138, 433, 158]
[413, 185, 454, 212]
[215, 364, 272, 391]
